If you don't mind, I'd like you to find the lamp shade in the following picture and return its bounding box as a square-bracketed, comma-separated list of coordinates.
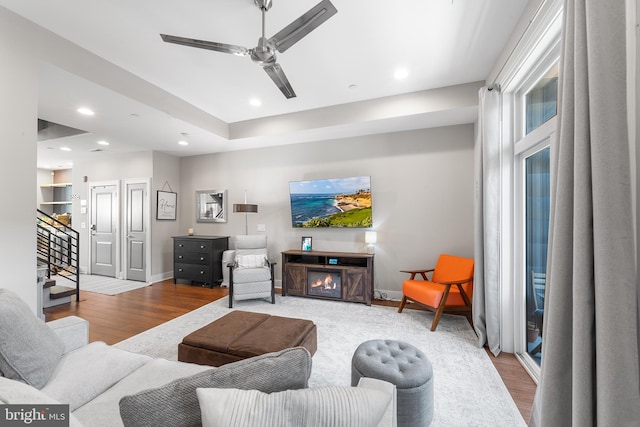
[365, 230, 377, 244]
[233, 203, 258, 213]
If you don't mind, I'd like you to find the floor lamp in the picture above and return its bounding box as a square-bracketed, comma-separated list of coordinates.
[233, 191, 258, 235]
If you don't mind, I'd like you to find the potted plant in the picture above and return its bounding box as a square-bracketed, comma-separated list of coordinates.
[527, 321, 540, 342]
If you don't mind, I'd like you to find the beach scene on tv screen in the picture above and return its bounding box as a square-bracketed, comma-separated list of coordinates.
[289, 176, 373, 228]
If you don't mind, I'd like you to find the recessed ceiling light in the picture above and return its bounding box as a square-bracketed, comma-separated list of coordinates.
[60, 147, 72, 151]
[394, 68, 409, 80]
[250, 98, 262, 107]
[76, 107, 95, 116]
[178, 140, 189, 146]
[97, 140, 110, 146]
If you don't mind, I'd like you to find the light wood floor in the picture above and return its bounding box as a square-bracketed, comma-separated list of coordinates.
[44, 279, 536, 421]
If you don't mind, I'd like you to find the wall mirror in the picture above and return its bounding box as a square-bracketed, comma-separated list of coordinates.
[196, 189, 227, 223]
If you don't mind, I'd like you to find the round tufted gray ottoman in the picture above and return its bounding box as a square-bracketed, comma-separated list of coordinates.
[351, 339, 433, 427]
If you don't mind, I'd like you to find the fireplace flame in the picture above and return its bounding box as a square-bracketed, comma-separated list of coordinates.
[311, 273, 337, 289]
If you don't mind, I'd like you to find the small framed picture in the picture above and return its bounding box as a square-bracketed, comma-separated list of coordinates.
[157, 191, 177, 220]
[301, 236, 312, 251]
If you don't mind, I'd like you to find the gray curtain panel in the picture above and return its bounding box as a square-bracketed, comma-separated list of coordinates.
[473, 86, 502, 356]
[529, 0, 640, 426]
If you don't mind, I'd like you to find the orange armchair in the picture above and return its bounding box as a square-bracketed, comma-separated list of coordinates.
[398, 254, 474, 331]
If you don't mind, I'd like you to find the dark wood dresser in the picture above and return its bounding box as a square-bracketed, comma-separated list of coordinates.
[173, 235, 229, 287]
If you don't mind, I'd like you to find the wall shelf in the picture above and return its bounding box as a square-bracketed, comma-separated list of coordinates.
[39, 182, 72, 220]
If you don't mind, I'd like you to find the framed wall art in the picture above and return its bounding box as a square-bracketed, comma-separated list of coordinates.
[157, 190, 177, 220]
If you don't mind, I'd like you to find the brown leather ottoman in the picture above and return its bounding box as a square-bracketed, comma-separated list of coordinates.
[178, 310, 317, 367]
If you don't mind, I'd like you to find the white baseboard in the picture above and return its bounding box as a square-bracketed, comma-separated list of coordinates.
[151, 271, 174, 284]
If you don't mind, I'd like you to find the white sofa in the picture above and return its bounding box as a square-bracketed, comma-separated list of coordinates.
[0, 289, 396, 427]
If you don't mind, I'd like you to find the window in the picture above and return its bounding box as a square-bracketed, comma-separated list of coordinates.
[525, 64, 558, 134]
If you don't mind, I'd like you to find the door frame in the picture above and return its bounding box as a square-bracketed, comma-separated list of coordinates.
[122, 178, 151, 283]
[87, 180, 120, 277]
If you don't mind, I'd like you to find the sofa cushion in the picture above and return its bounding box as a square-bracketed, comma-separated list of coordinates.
[0, 375, 61, 405]
[42, 341, 151, 411]
[197, 386, 391, 427]
[0, 289, 65, 389]
[119, 347, 312, 427]
[73, 358, 211, 427]
[0, 377, 84, 427]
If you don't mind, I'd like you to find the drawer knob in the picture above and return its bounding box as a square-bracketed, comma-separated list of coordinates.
[200, 270, 204, 274]
[178, 255, 183, 259]
[200, 245, 205, 249]
[200, 257, 205, 261]
[178, 268, 183, 272]
[178, 244, 184, 247]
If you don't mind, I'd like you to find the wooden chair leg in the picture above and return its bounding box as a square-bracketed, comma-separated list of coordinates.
[228, 266, 234, 308]
[430, 285, 452, 331]
[398, 295, 408, 313]
[270, 264, 276, 304]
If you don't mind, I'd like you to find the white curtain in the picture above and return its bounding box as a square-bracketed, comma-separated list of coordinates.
[473, 86, 502, 356]
[529, 0, 640, 425]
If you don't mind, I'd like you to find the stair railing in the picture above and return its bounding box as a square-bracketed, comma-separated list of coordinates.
[36, 209, 80, 301]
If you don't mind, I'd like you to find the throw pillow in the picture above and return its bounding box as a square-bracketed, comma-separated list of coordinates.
[119, 347, 311, 427]
[0, 289, 65, 389]
[236, 254, 267, 269]
[197, 386, 391, 427]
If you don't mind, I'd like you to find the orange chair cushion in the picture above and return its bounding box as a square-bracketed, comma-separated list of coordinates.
[402, 279, 470, 308]
[432, 254, 474, 284]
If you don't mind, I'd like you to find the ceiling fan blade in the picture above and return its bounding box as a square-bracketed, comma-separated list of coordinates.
[268, 0, 337, 53]
[263, 63, 296, 99]
[160, 34, 249, 56]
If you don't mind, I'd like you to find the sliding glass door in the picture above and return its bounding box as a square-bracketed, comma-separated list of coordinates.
[524, 147, 550, 365]
[514, 61, 557, 379]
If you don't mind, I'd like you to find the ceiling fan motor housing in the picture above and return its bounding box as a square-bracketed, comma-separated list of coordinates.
[254, 0, 273, 11]
[250, 37, 277, 66]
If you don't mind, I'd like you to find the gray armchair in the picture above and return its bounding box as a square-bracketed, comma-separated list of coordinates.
[223, 235, 276, 308]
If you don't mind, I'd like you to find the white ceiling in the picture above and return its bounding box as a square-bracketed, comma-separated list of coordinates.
[0, 0, 528, 169]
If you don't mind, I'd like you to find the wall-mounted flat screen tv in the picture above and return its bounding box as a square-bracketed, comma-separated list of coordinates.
[289, 176, 373, 228]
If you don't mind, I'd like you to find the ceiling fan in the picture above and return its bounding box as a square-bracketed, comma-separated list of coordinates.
[160, 0, 337, 99]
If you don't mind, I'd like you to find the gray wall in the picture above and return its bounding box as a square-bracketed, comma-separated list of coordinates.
[0, 9, 38, 310]
[179, 124, 475, 296]
[151, 151, 181, 281]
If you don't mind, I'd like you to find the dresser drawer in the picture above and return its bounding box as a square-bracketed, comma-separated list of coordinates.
[174, 251, 210, 264]
[174, 239, 212, 252]
[175, 263, 211, 282]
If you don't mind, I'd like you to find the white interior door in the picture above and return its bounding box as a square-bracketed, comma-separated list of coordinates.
[90, 183, 118, 277]
[124, 180, 150, 282]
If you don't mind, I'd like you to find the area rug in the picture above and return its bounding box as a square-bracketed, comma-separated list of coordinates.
[114, 296, 525, 426]
[54, 274, 149, 295]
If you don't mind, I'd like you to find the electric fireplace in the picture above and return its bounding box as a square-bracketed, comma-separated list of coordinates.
[307, 269, 342, 299]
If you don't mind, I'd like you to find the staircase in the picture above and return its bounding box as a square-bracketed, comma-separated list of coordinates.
[37, 209, 80, 305]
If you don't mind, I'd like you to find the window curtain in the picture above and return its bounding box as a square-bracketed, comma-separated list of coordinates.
[473, 85, 502, 356]
[529, 0, 640, 425]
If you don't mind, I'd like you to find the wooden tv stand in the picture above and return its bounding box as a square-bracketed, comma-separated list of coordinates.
[281, 250, 374, 305]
